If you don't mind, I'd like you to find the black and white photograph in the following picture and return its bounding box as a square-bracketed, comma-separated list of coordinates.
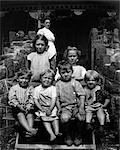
[0, 0, 119, 150]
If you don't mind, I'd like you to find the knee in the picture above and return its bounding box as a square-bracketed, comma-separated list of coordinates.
[97, 109, 105, 119]
[60, 113, 70, 123]
[86, 112, 92, 121]
[17, 112, 24, 118]
[27, 113, 33, 119]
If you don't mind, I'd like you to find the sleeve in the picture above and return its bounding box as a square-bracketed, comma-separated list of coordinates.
[44, 29, 55, 41]
[33, 87, 40, 100]
[51, 86, 57, 99]
[37, 29, 44, 35]
[8, 86, 19, 107]
[56, 83, 61, 100]
[55, 68, 61, 81]
[27, 52, 34, 61]
[48, 31, 55, 41]
[49, 55, 56, 73]
[80, 67, 87, 79]
[75, 80, 85, 96]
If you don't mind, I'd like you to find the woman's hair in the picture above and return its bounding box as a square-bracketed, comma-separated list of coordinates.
[32, 34, 48, 51]
[58, 60, 73, 72]
[43, 17, 51, 23]
[63, 46, 81, 60]
[40, 69, 55, 82]
[84, 70, 100, 83]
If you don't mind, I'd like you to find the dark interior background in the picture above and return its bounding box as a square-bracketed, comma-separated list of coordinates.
[0, 9, 116, 69]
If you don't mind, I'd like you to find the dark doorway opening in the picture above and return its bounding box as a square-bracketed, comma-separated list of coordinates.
[1, 9, 109, 69]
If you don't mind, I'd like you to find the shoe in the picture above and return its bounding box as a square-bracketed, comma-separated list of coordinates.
[64, 136, 73, 146]
[99, 125, 104, 133]
[74, 138, 82, 146]
[25, 132, 32, 137]
[86, 123, 93, 131]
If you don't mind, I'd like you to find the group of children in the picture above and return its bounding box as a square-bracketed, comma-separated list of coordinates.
[8, 17, 111, 146]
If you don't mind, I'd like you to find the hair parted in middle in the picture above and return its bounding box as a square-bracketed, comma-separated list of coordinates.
[39, 69, 55, 80]
[63, 46, 81, 61]
[32, 34, 48, 51]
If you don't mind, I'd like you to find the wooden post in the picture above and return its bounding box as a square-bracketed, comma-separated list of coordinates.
[38, 19, 41, 29]
[91, 41, 94, 70]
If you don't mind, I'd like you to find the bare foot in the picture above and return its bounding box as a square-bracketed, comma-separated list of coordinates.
[29, 128, 38, 135]
[50, 134, 56, 141]
[56, 132, 62, 136]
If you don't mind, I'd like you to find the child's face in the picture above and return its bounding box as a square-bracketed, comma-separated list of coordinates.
[86, 77, 97, 89]
[35, 39, 46, 54]
[41, 73, 53, 88]
[18, 76, 30, 88]
[60, 68, 73, 81]
[67, 50, 78, 65]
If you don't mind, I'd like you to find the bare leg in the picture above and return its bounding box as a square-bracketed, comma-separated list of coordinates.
[26, 113, 37, 135]
[52, 119, 60, 136]
[97, 109, 105, 140]
[43, 122, 56, 141]
[17, 112, 31, 132]
[97, 108, 105, 125]
[86, 111, 93, 131]
[27, 113, 34, 128]
[86, 111, 93, 123]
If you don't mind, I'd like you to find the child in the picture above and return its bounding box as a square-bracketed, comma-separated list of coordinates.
[84, 70, 110, 132]
[37, 17, 56, 65]
[55, 46, 86, 82]
[56, 60, 85, 146]
[8, 71, 37, 137]
[27, 34, 56, 83]
[34, 69, 60, 142]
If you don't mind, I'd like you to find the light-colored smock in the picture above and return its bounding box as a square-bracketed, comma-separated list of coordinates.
[72, 65, 86, 80]
[27, 51, 51, 81]
[34, 85, 58, 121]
[8, 84, 34, 111]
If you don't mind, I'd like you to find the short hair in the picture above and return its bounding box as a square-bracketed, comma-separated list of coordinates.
[58, 60, 73, 72]
[40, 69, 55, 81]
[32, 34, 48, 51]
[84, 70, 100, 83]
[15, 70, 32, 80]
[63, 46, 81, 61]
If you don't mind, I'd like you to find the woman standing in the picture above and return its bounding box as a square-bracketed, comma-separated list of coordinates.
[37, 17, 57, 64]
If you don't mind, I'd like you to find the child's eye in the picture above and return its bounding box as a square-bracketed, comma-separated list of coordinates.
[67, 71, 71, 73]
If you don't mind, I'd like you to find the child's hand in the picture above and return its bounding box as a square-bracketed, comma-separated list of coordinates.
[57, 109, 61, 116]
[46, 109, 52, 116]
[18, 105, 25, 112]
[101, 104, 106, 108]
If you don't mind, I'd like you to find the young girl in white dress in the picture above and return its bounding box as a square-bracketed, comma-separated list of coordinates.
[34, 69, 61, 141]
[27, 34, 56, 83]
[55, 46, 86, 83]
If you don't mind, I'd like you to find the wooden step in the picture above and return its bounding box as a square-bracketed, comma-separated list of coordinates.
[15, 132, 96, 150]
